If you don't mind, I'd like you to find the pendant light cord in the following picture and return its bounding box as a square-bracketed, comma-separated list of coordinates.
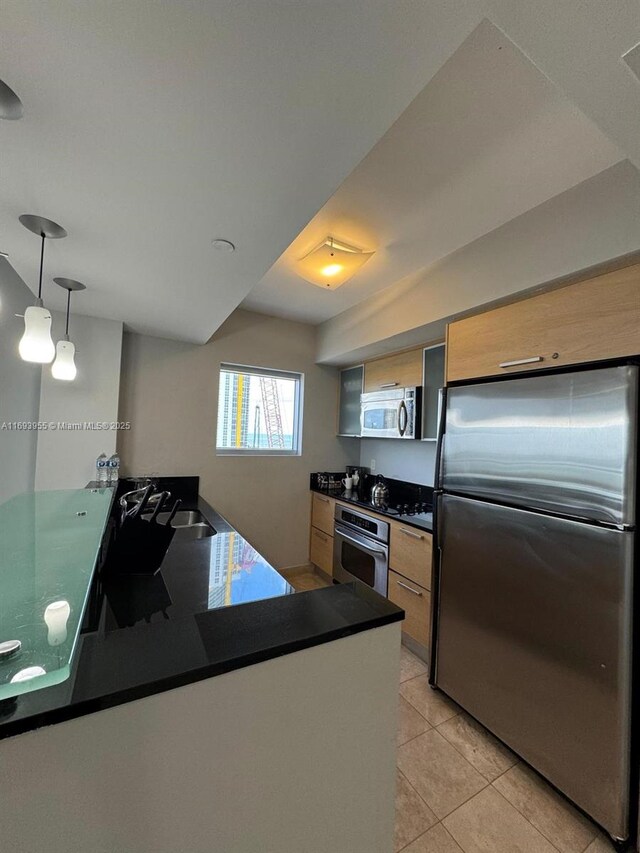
[37, 233, 45, 299]
[65, 289, 71, 336]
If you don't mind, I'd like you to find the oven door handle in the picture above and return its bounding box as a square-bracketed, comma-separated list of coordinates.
[335, 528, 387, 556]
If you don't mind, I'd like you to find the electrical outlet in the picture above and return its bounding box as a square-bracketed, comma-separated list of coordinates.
[370, 458, 376, 472]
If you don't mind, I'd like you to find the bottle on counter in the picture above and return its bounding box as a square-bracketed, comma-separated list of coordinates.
[96, 452, 109, 485]
[107, 453, 120, 485]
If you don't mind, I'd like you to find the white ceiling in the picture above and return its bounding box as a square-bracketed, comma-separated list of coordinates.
[245, 20, 624, 322]
[2, 2, 639, 341]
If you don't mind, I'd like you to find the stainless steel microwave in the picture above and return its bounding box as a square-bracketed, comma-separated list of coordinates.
[360, 387, 421, 439]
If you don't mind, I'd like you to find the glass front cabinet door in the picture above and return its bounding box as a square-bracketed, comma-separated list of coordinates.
[422, 343, 445, 440]
[337, 365, 364, 437]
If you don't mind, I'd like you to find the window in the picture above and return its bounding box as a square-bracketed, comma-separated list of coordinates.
[216, 363, 303, 456]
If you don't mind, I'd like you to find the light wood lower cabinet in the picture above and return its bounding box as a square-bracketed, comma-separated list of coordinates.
[446, 263, 640, 383]
[388, 570, 431, 648]
[389, 522, 432, 590]
[309, 526, 333, 577]
[311, 493, 335, 536]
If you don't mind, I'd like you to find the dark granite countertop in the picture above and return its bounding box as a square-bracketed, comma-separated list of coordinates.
[310, 486, 433, 533]
[0, 491, 403, 740]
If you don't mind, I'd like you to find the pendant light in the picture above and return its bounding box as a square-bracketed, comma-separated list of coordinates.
[52, 278, 85, 381]
[18, 214, 67, 363]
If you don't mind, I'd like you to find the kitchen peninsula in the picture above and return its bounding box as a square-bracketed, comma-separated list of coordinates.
[1, 478, 403, 853]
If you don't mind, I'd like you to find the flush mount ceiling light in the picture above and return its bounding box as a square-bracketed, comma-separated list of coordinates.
[296, 236, 374, 290]
[18, 214, 68, 363]
[0, 78, 23, 120]
[52, 278, 86, 381]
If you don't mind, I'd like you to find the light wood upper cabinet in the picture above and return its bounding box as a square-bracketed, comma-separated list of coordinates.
[363, 348, 423, 392]
[446, 264, 640, 383]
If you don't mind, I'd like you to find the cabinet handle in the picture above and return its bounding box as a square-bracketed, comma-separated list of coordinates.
[316, 496, 329, 503]
[499, 356, 543, 368]
[314, 530, 328, 542]
[400, 527, 424, 540]
[397, 580, 423, 596]
[380, 382, 398, 388]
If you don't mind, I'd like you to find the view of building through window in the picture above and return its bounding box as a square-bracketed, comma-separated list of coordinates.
[216, 364, 302, 454]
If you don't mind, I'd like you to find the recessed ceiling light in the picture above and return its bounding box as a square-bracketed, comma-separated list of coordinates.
[212, 239, 235, 252]
[0, 78, 23, 120]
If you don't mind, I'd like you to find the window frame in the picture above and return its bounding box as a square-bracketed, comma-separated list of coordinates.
[215, 362, 304, 457]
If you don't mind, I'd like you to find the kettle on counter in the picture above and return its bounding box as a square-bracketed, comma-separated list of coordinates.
[370, 475, 390, 508]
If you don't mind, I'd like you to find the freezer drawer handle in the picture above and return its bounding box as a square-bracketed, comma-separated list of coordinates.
[380, 382, 398, 388]
[397, 580, 423, 596]
[400, 527, 424, 540]
[499, 356, 544, 368]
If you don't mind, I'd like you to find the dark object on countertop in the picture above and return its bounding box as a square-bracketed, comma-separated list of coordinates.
[116, 475, 200, 505]
[104, 497, 182, 576]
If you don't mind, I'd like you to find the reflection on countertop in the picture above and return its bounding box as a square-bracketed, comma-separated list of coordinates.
[103, 524, 292, 630]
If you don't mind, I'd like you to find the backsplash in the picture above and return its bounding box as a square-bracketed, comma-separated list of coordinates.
[359, 438, 437, 486]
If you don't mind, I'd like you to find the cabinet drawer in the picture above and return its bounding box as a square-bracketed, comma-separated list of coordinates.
[310, 526, 333, 576]
[311, 493, 335, 536]
[389, 523, 432, 590]
[364, 348, 423, 392]
[446, 264, 640, 383]
[388, 570, 430, 648]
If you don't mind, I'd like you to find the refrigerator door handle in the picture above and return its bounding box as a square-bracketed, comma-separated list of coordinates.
[429, 490, 444, 685]
[434, 386, 448, 490]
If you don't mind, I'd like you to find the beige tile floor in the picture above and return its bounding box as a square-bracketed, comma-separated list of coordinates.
[395, 646, 618, 853]
[287, 572, 618, 853]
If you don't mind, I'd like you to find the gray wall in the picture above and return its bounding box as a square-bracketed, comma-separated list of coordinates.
[359, 438, 437, 486]
[35, 311, 123, 490]
[117, 309, 359, 568]
[0, 259, 42, 504]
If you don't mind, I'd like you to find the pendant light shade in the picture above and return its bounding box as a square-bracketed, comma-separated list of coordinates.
[19, 305, 55, 363]
[52, 278, 86, 382]
[18, 215, 67, 364]
[51, 339, 77, 381]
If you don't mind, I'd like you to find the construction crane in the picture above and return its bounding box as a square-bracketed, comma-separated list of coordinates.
[223, 532, 260, 606]
[252, 404, 261, 449]
[259, 376, 285, 448]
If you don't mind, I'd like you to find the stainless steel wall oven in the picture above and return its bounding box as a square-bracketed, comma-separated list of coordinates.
[333, 505, 389, 596]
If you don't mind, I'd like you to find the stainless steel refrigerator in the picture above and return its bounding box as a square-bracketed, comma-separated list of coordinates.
[430, 364, 637, 842]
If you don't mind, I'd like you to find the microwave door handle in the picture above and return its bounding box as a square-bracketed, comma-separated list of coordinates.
[337, 529, 387, 555]
[398, 400, 407, 437]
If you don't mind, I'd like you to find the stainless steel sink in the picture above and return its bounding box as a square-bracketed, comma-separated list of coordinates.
[142, 508, 216, 541]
